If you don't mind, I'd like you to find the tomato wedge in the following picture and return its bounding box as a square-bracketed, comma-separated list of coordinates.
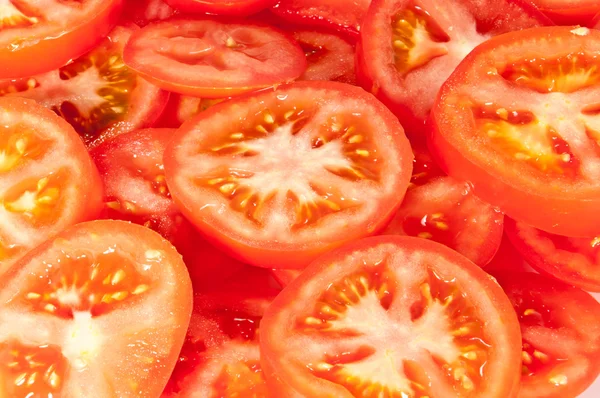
[531, 0, 600, 25]
[357, 0, 549, 134]
[123, 19, 307, 98]
[0, 0, 123, 79]
[124, 0, 177, 27]
[0, 97, 102, 274]
[494, 272, 600, 398]
[166, 0, 277, 16]
[0, 25, 169, 149]
[429, 26, 600, 237]
[0, 220, 192, 397]
[260, 236, 522, 397]
[164, 82, 413, 269]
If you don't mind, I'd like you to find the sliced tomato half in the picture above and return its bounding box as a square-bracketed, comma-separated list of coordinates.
[260, 236, 522, 397]
[429, 26, 600, 237]
[531, 0, 600, 25]
[123, 19, 307, 98]
[164, 82, 413, 269]
[0, 0, 123, 79]
[494, 272, 600, 398]
[0, 97, 103, 274]
[0, 25, 169, 149]
[0, 220, 192, 397]
[357, 0, 549, 134]
[166, 0, 277, 16]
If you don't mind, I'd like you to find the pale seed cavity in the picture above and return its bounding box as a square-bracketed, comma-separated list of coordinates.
[3, 175, 62, 222]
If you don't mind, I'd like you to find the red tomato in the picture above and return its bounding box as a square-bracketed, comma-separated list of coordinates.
[0, 220, 193, 397]
[270, 0, 371, 40]
[505, 218, 600, 292]
[124, 0, 178, 27]
[123, 19, 307, 98]
[429, 26, 600, 238]
[0, 25, 168, 149]
[260, 236, 522, 397]
[91, 128, 244, 287]
[164, 82, 413, 269]
[382, 176, 504, 266]
[0, 97, 103, 274]
[163, 267, 279, 396]
[294, 30, 356, 84]
[531, 0, 600, 25]
[0, 0, 123, 79]
[357, 0, 549, 135]
[166, 0, 277, 16]
[494, 272, 600, 398]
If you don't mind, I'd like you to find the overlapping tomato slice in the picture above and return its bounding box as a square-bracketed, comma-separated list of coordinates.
[163, 82, 413, 269]
[260, 236, 522, 397]
[0, 220, 192, 397]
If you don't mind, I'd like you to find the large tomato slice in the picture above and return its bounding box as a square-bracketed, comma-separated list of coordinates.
[0, 25, 169, 149]
[0, 220, 192, 397]
[123, 19, 307, 98]
[260, 236, 522, 397]
[0, 0, 123, 79]
[494, 272, 600, 398]
[531, 0, 600, 25]
[164, 82, 413, 269]
[0, 97, 102, 274]
[357, 0, 549, 135]
[429, 26, 600, 237]
[505, 218, 600, 292]
[166, 0, 277, 16]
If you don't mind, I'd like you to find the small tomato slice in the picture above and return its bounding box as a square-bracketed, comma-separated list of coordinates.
[0, 97, 102, 274]
[124, 0, 178, 27]
[0, 220, 192, 397]
[0, 0, 123, 79]
[0, 25, 169, 149]
[166, 0, 277, 16]
[505, 218, 600, 292]
[429, 26, 600, 237]
[531, 0, 600, 25]
[164, 82, 413, 269]
[494, 272, 600, 398]
[260, 236, 522, 397]
[123, 19, 307, 98]
[357, 0, 549, 134]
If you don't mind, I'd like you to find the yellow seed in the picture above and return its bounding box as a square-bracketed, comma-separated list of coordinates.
[347, 135, 363, 144]
[7, 361, 18, 368]
[37, 177, 49, 191]
[106, 201, 121, 210]
[355, 149, 370, 157]
[111, 269, 125, 285]
[27, 372, 37, 386]
[90, 268, 99, 280]
[533, 350, 549, 362]
[522, 351, 533, 365]
[44, 303, 57, 313]
[145, 250, 162, 260]
[123, 201, 136, 212]
[496, 108, 509, 120]
[549, 374, 568, 386]
[103, 274, 111, 285]
[256, 125, 268, 134]
[523, 308, 539, 316]
[15, 138, 26, 154]
[331, 122, 342, 132]
[462, 351, 477, 360]
[112, 291, 128, 301]
[561, 153, 571, 162]
[225, 36, 237, 48]
[591, 236, 600, 248]
[453, 326, 470, 336]
[133, 284, 149, 295]
[284, 110, 294, 120]
[304, 317, 322, 325]
[417, 232, 433, 239]
[14, 372, 27, 386]
[230, 133, 244, 140]
[26, 292, 41, 300]
[219, 183, 236, 194]
[462, 375, 475, 391]
[48, 371, 60, 388]
[264, 113, 275, 124]
[316, 362, 333, 371]
[453, 367, 466, 380]
[27, 78, 36, 88]
[393, 40, 409, 50]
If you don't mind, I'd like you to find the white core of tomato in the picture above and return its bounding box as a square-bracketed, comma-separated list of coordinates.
[62, 312, 104, 372]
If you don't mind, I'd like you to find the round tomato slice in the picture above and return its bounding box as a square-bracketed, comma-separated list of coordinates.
[357, 0, 549, 135]
[164, 82, 413, 269]
[260, 236, 522, 397]
[429, 26, 600, 237]
[0, 220, 192, 397]
[166, 0, 277, 16]
[382, 176, 504, 267]
[505, 218, 600, 292]
[293, 30, 356, 84]
[0, 25, 169, 149]
[494, 272, 600, 398]
[0, 97, 102, 275]
[124, 0, 177, 27]
[0, 0, 123, 79]
[531, 0, 600, 25]
[123, 19, 307, 98]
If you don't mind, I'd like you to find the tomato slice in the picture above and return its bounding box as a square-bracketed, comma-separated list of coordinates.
[531, 0, 600, 25]
[91, 128, 244, 287]
[0, 25, 169, 149]
[357, 0, 549, 135]
[429, 26, 600, 237]
[0, 97, 103, 274]
[494, 272, 600, 398]
[123, 19, 307, 98]
[260, 236, 522, 397]
[0, 0, 123, 79]
[124, 0, 178, 27]
[294, 30, 356, 84]
[0, 220, 192, 397]
[163, 82, 413, 269]
[166, 0, 277, 16]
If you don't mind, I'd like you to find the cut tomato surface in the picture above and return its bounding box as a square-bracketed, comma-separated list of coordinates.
[531, 0, 600, 25]
[124, 0, 177, 27]
[164, 82, 413, 269]
[260, 236, 522, 397]
[494, 272, 600, 398]
[123, 19, 307, 98]
[429, 26, 600, 237]
[382, 176, 503, 267]
[294, 30, 356, 84]
[166, 0, 277, 16]
[505, 218, 600, 292]
[0, 220, 193, 397]
[357, 0, 549, 135]
[0, 25, 169, 149]
[0, 97, 103, 275]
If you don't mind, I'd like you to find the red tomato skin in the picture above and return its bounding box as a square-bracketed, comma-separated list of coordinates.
[166, 0, 278, 16]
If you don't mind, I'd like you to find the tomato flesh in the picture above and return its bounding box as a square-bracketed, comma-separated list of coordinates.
[166, 0, 278, 16]
[531, 0, 600, 25]
[125, 0, 177, 27]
